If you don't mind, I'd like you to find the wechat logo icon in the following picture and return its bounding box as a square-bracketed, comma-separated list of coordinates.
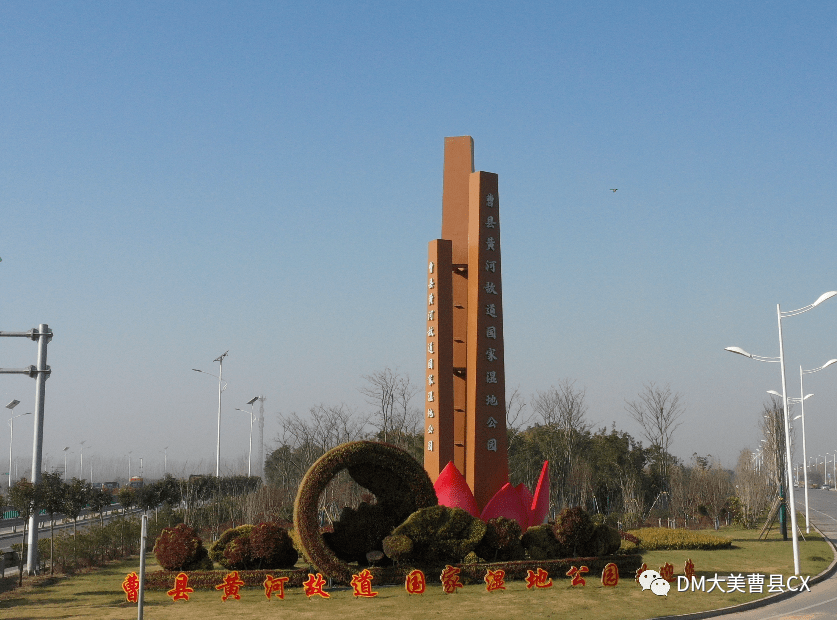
[638, 569, 671, 597]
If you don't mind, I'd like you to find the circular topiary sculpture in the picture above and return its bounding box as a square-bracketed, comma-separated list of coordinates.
[153, 523, 214, 571]
[293, 440, 437, 583]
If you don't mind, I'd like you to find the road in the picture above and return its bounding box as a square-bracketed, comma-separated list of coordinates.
[658, 489, 837, 620]
[0, 507, 139, 577]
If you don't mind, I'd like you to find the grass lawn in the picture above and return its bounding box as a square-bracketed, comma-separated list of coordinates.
[0, 520, 832, 620]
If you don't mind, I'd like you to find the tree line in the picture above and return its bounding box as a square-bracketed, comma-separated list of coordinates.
[262, 370, 746, 529]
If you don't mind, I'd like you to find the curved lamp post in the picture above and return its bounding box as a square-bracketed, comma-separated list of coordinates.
[193, 350, 229, 478]
[799, 359, 836, 530]
[235, 396, 259, 478]
[784, 392, 814, 532]
[726, 289, 837, 576]
[783, 358, 837, 534]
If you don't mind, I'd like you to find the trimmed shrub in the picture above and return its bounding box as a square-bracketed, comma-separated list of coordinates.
[249, 522, 298, 569]
[521, 524, 561, 560]
[293, 441, 437, 583]
[588, 522, 622, 556]
[625, 527, 732, 551]
[383, 505, 487, 565]
[475, 517, 525, 562]
[209, 525, 254, 569]
[224, 535, 252, 570]
[153, 523, 213, 571]
[381, 534, 413, 562]
[553, 507, 595, 557]
[209, 522, 298, 570]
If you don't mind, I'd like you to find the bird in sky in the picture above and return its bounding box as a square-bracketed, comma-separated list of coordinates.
[610, 189, 618, 192]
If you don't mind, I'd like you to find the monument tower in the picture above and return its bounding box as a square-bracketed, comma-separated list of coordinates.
[424, 136, 509, 511]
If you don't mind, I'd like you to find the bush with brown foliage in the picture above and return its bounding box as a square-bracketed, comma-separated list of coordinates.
[249, 522, 299, 568]
[153, 523, 213, 571]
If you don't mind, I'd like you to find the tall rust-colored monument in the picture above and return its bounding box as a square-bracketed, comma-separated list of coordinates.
[425, 136, 509, 511]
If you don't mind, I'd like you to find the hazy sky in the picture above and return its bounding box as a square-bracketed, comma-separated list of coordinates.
[2, 2, 836, 482]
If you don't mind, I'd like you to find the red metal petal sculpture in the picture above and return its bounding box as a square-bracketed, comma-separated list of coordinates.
[433, 460, 549, 531]
[529, 460, 550, 527]
[480, 482, 528, 529]
[516, 483, 535, 530]
[434, 461, 480, 518]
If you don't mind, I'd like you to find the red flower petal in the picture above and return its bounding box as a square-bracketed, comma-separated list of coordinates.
[529, 461, 550, 527]
[434, 461, 480, 518]
[480, 482, 528, 529]
[515, 483, 534, 531]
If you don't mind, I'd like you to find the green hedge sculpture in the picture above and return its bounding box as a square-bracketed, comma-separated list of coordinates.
[293, 440, 437, 583]
[382, 505, 487, 565]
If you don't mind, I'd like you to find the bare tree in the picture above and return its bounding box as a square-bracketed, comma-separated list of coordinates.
[505, 385, 529, 431]
[360, 368, 420, 449]
[759, 396, 787, 492]
[531, 379, 590, 510]
[625, 382, 684, 480]
[734, 448, 771, 528]
[668, 463, 698, 523]
[701, 459, 734, 524]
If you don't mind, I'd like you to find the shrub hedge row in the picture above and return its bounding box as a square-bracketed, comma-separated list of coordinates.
[625, 527, 732, 551]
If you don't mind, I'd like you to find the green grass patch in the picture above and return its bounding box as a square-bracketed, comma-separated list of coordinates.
[0, 521, 832, 620]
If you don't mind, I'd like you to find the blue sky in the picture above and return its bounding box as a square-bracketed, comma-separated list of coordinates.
[1, 1, 836, 481]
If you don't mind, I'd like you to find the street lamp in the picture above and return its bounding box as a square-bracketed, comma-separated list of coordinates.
[193, 350, 228, 477]
[79, 441, 90, 479]
[6, 400, 31, 491]
[235, 396, 259, 478]
[796, 358, 836, 531]
[725, 289, 837, 576]
[789, 395, 814, 531]
[833, 450, 837, 494]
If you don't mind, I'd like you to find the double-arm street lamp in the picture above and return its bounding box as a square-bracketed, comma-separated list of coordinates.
[235, 396, 259, 478]
[799, 360, 836, 531]
[776, 357, 837, 533]
[726, 290, 837, 576]
[193, 351, 228, 477]
[782, 392, 813, 533]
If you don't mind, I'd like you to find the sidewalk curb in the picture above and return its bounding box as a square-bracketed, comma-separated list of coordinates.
[650, 520, 837, 620]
